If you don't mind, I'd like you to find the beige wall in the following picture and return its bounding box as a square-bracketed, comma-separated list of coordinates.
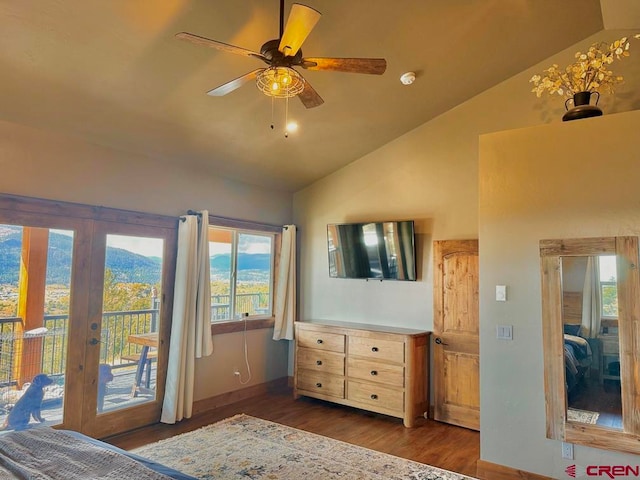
[194, 329, 288, 400]
[479, 109, 640, 477]
[294, 28, 639, 329]
[293, 29, 640, 475]
[0, 120, 292, 221]
[0, 119, 293, 401]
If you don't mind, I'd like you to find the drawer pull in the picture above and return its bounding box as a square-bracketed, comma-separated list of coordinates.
[370, 370, 378, 376]
[316, 360, 323, 366]
[371, 347, 379, 352]
[316, 382, 322, 388]
[370, 394, 378, 400]
[317, 339, 324, 344]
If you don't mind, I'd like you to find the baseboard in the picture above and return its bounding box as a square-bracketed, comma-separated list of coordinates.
[192, 376, 289, 416]
[476, 460, 553, 480]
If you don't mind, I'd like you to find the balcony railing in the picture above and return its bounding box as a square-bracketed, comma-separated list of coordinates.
[0, 292, 267, 386]
[211, 292, 270, 320]
[0, 308, 159, 387]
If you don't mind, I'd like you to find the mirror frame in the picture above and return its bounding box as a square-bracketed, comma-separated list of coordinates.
[540, 236, 640, 454]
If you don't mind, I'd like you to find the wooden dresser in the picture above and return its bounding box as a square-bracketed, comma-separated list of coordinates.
[294, 320, 429, 427]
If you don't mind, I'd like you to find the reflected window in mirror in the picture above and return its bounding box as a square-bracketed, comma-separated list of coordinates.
[540, 237, 640, 455]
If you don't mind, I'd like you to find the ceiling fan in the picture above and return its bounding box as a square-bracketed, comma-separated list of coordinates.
[176, 0, 387, 108]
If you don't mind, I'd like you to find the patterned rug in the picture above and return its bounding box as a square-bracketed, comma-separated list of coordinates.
[133, 414, 477, 480]
[567, 407, 599, 424]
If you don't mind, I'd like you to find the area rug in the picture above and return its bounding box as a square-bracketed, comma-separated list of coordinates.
[567, 407, 599, 424]
[133, 414, 477, 480]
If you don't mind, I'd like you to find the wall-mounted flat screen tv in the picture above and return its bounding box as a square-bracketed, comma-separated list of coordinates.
[327, 221, 416, 281]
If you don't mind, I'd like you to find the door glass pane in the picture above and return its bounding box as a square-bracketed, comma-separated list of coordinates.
[98, 234, 163, 413]
[235, 233, 272, 316]
[0, 225, 72, 432]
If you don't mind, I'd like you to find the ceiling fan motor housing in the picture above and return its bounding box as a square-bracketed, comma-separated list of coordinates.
[260, 39, 303, 66]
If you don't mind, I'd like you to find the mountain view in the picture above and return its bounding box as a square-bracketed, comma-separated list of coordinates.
[0, 226, 162, 285]
[0, 225, 271, 286]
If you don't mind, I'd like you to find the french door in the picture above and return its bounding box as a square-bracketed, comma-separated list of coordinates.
[0, 195, 177, 438]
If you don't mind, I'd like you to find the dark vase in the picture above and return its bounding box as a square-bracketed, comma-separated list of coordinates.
[562, 91, 603, 122]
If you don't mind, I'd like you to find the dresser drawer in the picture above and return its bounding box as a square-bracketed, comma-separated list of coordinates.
[297, 347, 345, 375]
[348, 336, 404, 363]
[298, 329, 345, 353]
[297, 371, 344, 398]
[347, 379, 404, 413]
[348, 357, 404, 386]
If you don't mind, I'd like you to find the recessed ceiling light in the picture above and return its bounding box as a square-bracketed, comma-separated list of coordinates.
[286, 121, 298, 133]
[284, 121, 298, 138]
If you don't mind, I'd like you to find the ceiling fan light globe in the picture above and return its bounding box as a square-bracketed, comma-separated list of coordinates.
[256, 66, 304, 98]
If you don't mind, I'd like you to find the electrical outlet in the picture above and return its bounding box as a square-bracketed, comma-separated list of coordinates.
[562, 441, 574, 460]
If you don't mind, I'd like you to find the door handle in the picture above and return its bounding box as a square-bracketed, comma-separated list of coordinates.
[435, 337, 448, 346]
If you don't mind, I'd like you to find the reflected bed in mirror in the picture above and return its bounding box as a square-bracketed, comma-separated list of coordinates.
[540, 237, 640, 455]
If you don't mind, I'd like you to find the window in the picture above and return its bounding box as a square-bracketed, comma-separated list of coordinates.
[209, 226, 274, 322]
[599, 255, 618, 319]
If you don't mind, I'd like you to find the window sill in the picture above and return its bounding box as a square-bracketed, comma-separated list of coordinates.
[210, 317, 275, 335]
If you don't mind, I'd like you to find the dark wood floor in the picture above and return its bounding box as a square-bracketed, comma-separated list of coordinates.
[106, 388, 480, 478]
[569, 377, 622, 429]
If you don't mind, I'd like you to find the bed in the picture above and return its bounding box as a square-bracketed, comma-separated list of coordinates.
[0, 426, 197, 479]
[564, 332, 592, 394]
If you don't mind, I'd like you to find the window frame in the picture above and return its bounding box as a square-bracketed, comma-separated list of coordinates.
[206, 215, 282, 336]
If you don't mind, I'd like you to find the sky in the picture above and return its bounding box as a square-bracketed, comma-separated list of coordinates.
[106, 235, 164, 257]
[600, 255, 617, 281]
[52, 229, 270, 257]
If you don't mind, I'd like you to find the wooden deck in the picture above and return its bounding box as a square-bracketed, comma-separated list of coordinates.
[0, 365, 155, 431]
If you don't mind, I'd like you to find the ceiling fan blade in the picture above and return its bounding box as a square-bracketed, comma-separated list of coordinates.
[206, 69, 265, 96]
[278, 4, 321, 57]
[176, 32, 266, 62]
[301, 57, 387, 75]
[297, 75, 324, 109]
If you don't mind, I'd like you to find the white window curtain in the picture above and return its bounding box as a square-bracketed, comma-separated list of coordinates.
[161, 211, 214, 424]
[273, 224, 296, 341]
[581, 256, 602, 338]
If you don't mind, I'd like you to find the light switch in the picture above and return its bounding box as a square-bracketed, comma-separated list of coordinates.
[496, 285, 507, 302]
[496, 325, 513, 340]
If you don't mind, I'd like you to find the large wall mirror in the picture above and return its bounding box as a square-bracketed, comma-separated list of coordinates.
[540, 236, 640, 454]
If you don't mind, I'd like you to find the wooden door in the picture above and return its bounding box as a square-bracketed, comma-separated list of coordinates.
[432, 240, 479, 430]
[79, 220, 176, 438]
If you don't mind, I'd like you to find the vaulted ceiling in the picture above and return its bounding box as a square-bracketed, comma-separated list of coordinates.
[0, 1, 632, 192]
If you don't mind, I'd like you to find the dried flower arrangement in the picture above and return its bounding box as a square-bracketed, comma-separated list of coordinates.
[530, 35, 640, 98]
